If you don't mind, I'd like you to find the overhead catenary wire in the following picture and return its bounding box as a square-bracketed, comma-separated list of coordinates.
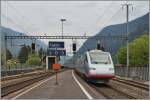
[2, 14, 26, 32]
[94, 1, 115, 27]
[5, 1, 38, 35]
[86, 1, 114, 34]
[96, 1, 129, 34]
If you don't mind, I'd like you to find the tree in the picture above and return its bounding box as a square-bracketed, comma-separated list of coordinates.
[38, 48, 43, 58]
[1, 54, 4, 66]
[26, 53, 41, 66]
[117, 34, 149, 65]
[18, 45, 30, 63]
[7, 59, 17, 69]
[26, 45, 31, 53]
[129, 34, 149, 65]
[6, 49, 12, 60]
[38, 48, 46, 63]
[117, 46, 127, 65]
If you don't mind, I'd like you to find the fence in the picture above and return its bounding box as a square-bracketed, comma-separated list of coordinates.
[1, 37, 47, 74]
[115, 66, 149, 81]
[1, 67, 44, 77]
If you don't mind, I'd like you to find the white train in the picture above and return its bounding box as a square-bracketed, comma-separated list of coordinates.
[74, 49, 115, 83]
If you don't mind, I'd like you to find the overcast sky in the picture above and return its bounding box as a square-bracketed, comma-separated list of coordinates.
[1, 1, 149, 53]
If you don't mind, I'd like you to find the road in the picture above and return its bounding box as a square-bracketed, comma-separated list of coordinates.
[6, 70, 104, 99]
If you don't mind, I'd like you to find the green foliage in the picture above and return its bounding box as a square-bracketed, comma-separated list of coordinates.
[18, 45, 31, 63]
[117, 34, 149, 65]
[117, 46, 127, 65]
[1, 49, 12, 66]
[1, 54, 4, 66]
[6, 49, 12, 60]
[38, 48, 43, 58]
[7, 59, 17, 68]
[26, 53, 41, 66]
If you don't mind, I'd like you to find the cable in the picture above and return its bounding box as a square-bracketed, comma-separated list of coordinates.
[98, 8, 122, 32]
[2, 14, 26, 32]
[94, 1, 114, 26]
[86, 1, 114, 34]
[5, 1, 38, 34]
[96, 1, 129, 34]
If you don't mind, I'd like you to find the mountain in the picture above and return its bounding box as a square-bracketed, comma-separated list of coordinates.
[77, 13, 149, 63]
[1, 27, 47, 57]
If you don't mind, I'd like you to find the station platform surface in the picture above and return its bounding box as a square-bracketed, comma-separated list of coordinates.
[12, 70, 90, 99]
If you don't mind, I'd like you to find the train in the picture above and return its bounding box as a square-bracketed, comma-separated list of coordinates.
[74, 49, 115, 83]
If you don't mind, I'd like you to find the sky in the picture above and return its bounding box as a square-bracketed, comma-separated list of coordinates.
[1, 1, 149, 54]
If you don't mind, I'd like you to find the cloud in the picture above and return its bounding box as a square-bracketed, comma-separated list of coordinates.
[1, 1, 149, 52]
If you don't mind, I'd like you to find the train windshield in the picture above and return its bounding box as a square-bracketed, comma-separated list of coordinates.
[89, 52, 111, 64]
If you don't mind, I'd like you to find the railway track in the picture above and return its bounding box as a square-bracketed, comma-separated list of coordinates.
[108, 78, 149, 99]
[2, 70, 48, 81]
[74, 70, 136, 99]
[112, 78, 149, 91]
[89, 83, 136, 99]
[1, 70, 66, 97]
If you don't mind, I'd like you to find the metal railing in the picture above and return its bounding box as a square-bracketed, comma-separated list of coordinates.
[114, 65, 149, 81]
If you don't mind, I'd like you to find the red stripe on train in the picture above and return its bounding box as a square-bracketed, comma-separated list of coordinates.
[85, 74, 115, 78]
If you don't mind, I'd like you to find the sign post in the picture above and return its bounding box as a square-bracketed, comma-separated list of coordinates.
[52, 63, 61, 85]
[48, 41, 65, 85]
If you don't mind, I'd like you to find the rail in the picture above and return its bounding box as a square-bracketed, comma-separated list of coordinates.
[1, 69, 66, 97]
[112, 78, 149, 91]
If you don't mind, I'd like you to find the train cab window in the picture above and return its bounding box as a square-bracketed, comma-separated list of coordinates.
[89, 52, 111, 64]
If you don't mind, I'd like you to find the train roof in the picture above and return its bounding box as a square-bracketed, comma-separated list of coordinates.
[87, 49, 107, 53]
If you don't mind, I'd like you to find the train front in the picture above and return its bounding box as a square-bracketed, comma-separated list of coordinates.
[86, 50, 115, 83]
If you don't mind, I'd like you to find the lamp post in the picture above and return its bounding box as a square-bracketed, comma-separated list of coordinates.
[60, 19, 66, 39]
[60, 19, 66, 68]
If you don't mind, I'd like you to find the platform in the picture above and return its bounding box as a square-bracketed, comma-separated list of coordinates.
[10, 70, 89, 99]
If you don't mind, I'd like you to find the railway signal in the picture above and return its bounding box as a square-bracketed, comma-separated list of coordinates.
[97, 40, 105, 51]
[97, 43, 101, 50]
[31, 43, 35, 53]
[72, 43, 76, 55]
[97, 40, 101, 50]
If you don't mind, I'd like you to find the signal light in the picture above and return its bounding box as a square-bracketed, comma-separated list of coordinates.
[97, 43, 100, 50]
[72, 43, 76, 51]
[32, 43, 35, 53]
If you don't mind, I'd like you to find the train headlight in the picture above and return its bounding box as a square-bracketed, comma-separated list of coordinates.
[89, 68, 96, 70]
[109, 68, 114, 71]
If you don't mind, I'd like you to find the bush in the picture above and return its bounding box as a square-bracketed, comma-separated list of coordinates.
[26, 53, 41, 66]
[7, 59, 17, 69]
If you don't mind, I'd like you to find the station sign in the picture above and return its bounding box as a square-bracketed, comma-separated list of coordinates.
[47, 49, 66, 56]
[49, 42, 64, 48]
